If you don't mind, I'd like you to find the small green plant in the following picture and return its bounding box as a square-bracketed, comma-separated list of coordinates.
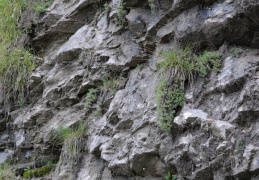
[17, 93, 26, 107]
[93, 173, 101, 180]
[93, 98, 103, 116]
[230, 47, 243, 58]
[104, 2, 110, 13]
[234, 139, 244, 164]
[148, 0, 156, 14]
[92, 10, 101, 27]
[99, 75, 122, 95]
[32, 0, 53, 16]
[117, 5, 127, 28]
[164, 171, 176, 180]
[156, 78, 185, 131]
[85, 88, 98, 108]
[156, 47, 222, 130]
[0, 163, 20, 179]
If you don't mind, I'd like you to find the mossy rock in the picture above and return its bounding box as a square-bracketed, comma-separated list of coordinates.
[23, 164, 54, 178]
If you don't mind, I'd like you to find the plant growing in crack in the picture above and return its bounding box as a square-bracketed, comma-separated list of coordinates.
[93, 97, 103, 117]
[230, 47, 243, 58]
[148, 0, 156, 14]
[104, 2, 110, 14]
[84, 75, 125, 116]
[164, 171, 177, 180]
[234, 139, 244, 164]
[85, 88, 98, 108]
[117, 4, 127, 28]
[156, 47, 222, 130]
[92, 9, 102, 27]
[0, 163, 20, 179]
[53, 123, 87, 165]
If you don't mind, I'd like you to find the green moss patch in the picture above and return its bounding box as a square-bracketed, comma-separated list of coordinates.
[23, 164, 54, 178]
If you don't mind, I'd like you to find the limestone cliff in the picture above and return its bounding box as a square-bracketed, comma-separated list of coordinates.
[0, 0, 259, 179]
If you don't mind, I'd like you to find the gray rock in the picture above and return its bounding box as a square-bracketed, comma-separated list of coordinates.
[216, 141, 228, 152]
[183, 108, 208, 124]
[126, 8, 150, 38]
[210, 120, 235, 140]
[1, 0, 259, 180]
[90, 136, 110, 155]
[0, 149, 14, 164]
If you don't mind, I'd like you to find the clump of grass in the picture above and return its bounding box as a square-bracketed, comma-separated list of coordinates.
[0, 163, 20, 180]
[156, 47, 222, 130]
[55, 123, 86, 162]
[158, 47, 221, 80]
[0, 0, 35, 106]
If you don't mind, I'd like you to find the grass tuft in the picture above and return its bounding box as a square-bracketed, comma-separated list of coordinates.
[54, 123, 87, 163]
[0, 0, 35, 106]
[0, 163, 20, 179]
[156, 47, 222, 130]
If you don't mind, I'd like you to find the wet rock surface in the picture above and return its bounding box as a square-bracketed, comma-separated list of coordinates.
[0, 0, 259, 179]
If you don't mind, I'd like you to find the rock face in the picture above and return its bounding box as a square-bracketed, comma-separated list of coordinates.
[0, 0, 259, 179]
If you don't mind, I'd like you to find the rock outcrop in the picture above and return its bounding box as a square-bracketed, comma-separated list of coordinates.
[0, 0, 259, 179]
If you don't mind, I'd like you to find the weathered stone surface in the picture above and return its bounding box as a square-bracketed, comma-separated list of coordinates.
[126, 8, 150, 38]
[183, 108, 208, 124]
[0, 150, 14, 164]
[1, 0, 259, 180]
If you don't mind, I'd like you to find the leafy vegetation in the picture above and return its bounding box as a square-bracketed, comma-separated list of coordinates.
[156, 78, 185, 131]
[0, 0, 35, 106]
[104, 2, 110, 13]
[164, 171, 177, 180]
[99, 75, 122, 96]
[230, 47, 243, 58]
[93, 98, 103, 116]
[85, 88, 98, 108]
[234, 139, 244, 164]
[148, 0, 156, 14]
[156, 47, 222, 130]
[0, 163, 20, 179]
[92, 10, 101, 27]
[117, 5, 127, 28]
